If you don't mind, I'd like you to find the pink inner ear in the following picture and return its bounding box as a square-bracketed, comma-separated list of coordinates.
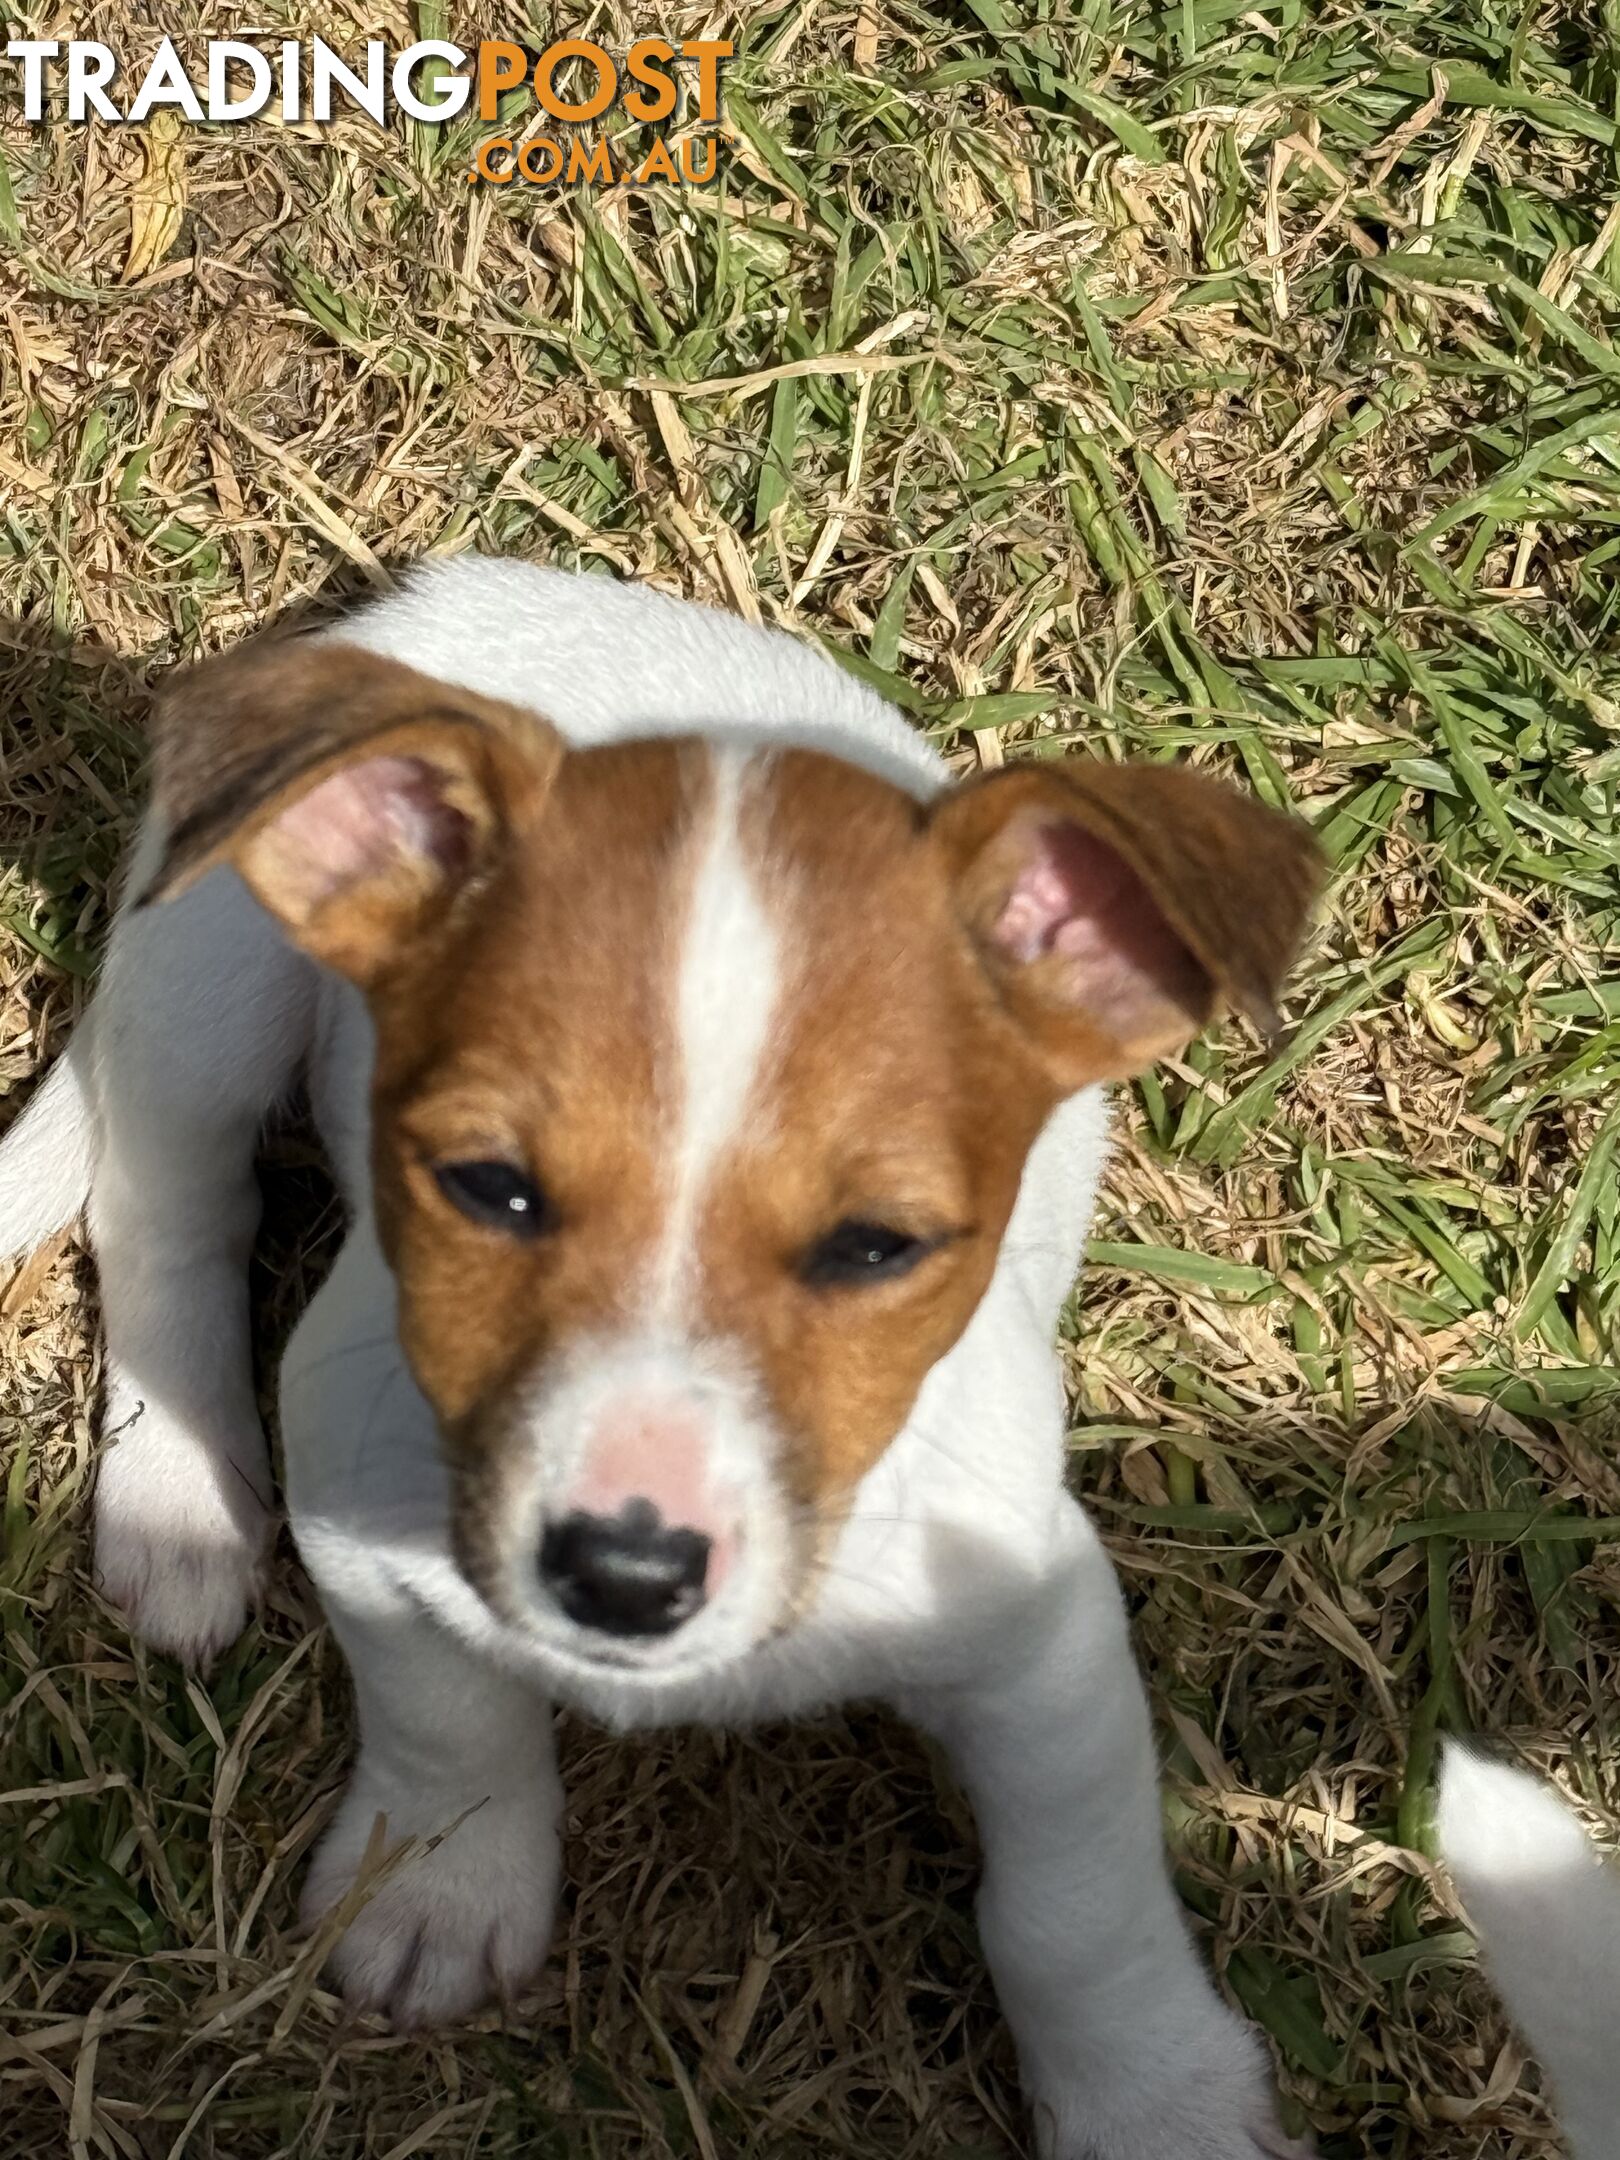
[267, 754, 473, 910]
[992, 819, 1208, 1028]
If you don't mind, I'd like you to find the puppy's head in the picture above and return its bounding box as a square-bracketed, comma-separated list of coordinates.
[149, 638, 1321, 1676]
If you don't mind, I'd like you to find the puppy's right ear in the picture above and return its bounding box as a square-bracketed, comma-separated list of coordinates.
[142, 640, 563, 986]
[930, 756, 1322, 1089]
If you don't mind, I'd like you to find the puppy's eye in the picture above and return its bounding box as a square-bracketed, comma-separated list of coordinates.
[433, 1159, 554, 1240]
[800, 1219, 930, 1289]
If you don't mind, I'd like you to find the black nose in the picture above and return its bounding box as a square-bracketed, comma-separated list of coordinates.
[538, 1499, 711, 1639]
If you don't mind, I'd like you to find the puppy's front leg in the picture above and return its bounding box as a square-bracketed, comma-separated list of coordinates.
[301, 1600, 563, 2030]
[910, 1503, 1307, 2160]
[90, 871, 315, 1664]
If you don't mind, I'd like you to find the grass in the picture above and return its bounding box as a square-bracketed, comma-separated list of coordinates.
[2, 0, 1619, 2153]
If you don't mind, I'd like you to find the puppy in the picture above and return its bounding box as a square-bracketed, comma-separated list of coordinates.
[1438, 1745, 1620, 2157]
[0, 559, 1321, 2158]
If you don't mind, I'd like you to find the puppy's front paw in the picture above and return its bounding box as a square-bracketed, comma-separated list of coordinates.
[1038, 2091, 1309, 2160]
[93, 1421, 273, 1665]
[1032, 2010, 1311, 2160]
[301, 1767, 561, 2028]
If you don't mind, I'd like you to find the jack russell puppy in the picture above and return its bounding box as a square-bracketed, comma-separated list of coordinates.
[0, 559, 1323, 2158]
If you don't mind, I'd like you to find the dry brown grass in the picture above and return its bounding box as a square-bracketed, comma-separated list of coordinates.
[4, 4, 1620, 2156]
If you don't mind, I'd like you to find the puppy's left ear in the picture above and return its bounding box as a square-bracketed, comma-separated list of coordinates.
[929, 758, 1323, 1089]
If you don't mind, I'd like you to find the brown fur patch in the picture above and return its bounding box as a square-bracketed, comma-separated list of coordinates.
[692, 751, 1048, 1510]
[369, 740, 706, 1441]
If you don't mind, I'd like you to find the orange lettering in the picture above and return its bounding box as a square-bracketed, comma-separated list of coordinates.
[638, 138, 678, 184]
[519, 136, 564, 183]
[476, 41, 526, 122]
[568, 135, 614, 185]
[680, 39, 731, 123]
[624, 38, 676, 124]
[680, 135, 719, 184]
[536, 39, 616, 123]
[473, 134, 514, 182]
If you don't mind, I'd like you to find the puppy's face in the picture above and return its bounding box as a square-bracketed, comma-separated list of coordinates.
[152, 640, 1320, 1678]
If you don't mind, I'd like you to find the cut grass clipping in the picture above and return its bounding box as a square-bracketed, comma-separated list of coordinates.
[3, 4, 1619, 2157]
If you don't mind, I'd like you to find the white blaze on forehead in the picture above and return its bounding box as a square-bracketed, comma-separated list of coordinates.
[650, 748, 781, 1319]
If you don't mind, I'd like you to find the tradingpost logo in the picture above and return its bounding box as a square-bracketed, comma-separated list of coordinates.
[4, 35, 733, 189]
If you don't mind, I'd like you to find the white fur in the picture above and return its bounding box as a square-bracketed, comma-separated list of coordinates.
[651, 744, 779, 1322]
[0, 560, 1302, 2156]
[299, 1600, 563, 2027]
[0, 1047, 94, 1249]
[1438, 1746, 1620, 2158]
